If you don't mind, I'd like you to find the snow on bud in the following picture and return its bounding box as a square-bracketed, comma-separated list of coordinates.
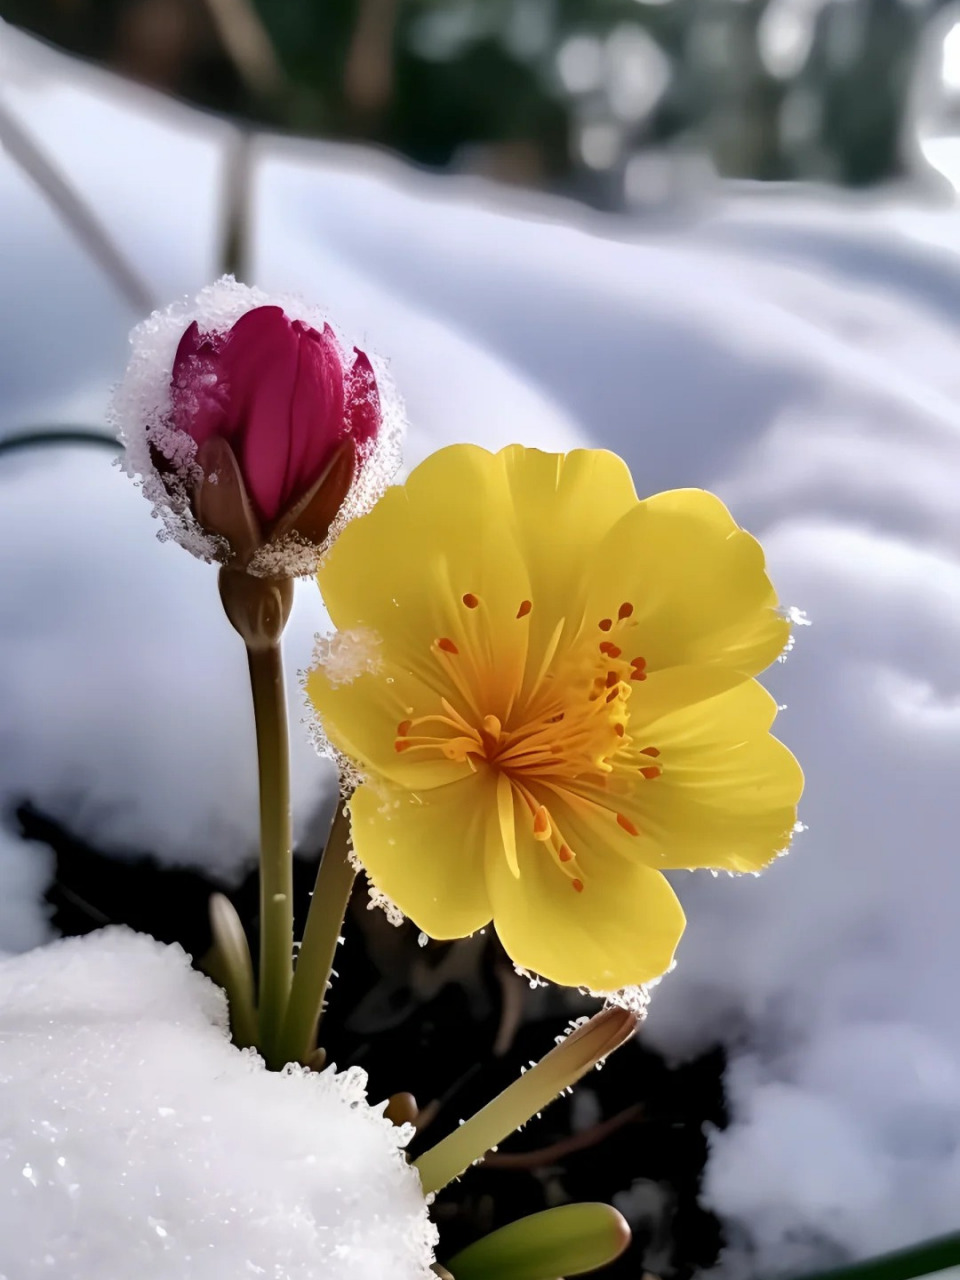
[112, 277, 404, 579]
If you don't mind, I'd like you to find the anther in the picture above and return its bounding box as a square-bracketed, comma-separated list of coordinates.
[437, 637, 459, 655]
[640, 766, 662, 780]
[614, 724, 625, 737]
[641, 746, 660, 757]
[532, 806, 552, 841]
[517, 599, 532, 618]
[599, 641, 622, 659]
[599, 618, 613, 631]
[571, 878, 584, 893]
[462, 593, 479, 609]
[605, 688, 619, 703]
[617, 813, 640, 836]
[630, 656, 646, 670]
[618, 602, 634, 620]
[605, 670, 619, 688]
[395, 740, 412, 753]
[559, 845, 573, 863]
[397, 719, 412, 737]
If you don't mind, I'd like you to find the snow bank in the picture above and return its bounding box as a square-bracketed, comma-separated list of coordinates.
[0, 928, 436, 1279]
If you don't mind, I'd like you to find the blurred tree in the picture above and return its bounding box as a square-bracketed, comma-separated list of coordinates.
[0, 0, 948, 205]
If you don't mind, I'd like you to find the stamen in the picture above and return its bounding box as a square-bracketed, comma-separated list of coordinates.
[397, 719, 412, 737]
[395, 740, 412, 753]
[617, 813, 640, 836]
[630, 656, 646, 670]
[640, 746, 660, 757]
[599, 618, 613, 632]
[571, 878, 584, 893]
[532, 805, 552, 841]
[605, 688, 619, 703]
[640, 766, 662, 780]
[614, 724, 625, 737]
[558, 845, 573, 862]
[599, 641, 622, 659]
[605, 670, 619, 688]
[483, 714, 502, 738]
[437, 637, 459, 655]
[618, 602, 634, 620]
[462, 593, 479, 609]
[630, 669, 647, 682]
[517, 599, 532, 618]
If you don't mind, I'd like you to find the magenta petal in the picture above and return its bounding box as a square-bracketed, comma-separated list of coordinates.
[284, 322, 346, 505]
[218, 307, 300, 523]
[170, 321, 229, 444]
[344, 349, 382, 453]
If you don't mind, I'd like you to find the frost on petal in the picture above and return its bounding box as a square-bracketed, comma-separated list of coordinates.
[0, 929, 437, 1280]
[312, 627, 383, 687]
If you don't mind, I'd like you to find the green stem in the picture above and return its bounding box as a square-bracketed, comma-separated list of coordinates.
[792, 1232, 960, 1280]
[279, 800, 357, 1066]
[414, 1006, 638, 1196]
[247, 643, 294, 1067]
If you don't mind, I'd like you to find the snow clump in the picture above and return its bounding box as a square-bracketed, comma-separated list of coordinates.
[0, 928, 437, 1280]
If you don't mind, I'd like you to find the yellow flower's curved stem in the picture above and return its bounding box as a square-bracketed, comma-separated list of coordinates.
[246, 642, 294, 1067]
[414, 1005, 638, 1196]
[279, 800, 357, 1066]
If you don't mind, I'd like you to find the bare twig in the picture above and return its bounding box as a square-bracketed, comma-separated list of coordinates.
[483, 1102, 645, 1170]
[0, 94, 155, 314]
[202, 0, 284, 100]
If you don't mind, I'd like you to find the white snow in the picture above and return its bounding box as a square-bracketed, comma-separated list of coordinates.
[0, 927, 436, 1279]
[0, 825, 53, 954]
[6, 19, 960, 1278]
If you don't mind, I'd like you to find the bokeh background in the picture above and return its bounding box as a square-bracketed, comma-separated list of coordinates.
[8, 0, 960, 205]
[5, 3, 960, 1279]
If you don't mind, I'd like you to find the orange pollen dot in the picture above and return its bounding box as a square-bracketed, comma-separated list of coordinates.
[532, 806, 552, 840]
[571, 878, 584, 893]
[395, 740, 413, 753]
[617, 813, 640, 836]
[630, 656, 646, 669]
[559, 845, 573, 862]
[437, 637, 459, 654]
[599, 641, 622, 659]
[614, 724, 625, 737]
[641, 746, 660, 757]
[517, 599, 532, 618]
[640, 766, 662, 780]
[599, 618, 613, 632]
[630, 669, 647, 682]
[397, 719, 412, 737]
[618, 602, 634, 620]
[605, 670, 619, 688]
[462, 593, 479, 609]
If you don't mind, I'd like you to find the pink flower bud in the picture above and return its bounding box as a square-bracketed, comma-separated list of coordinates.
[113, 279, 403, 579]
[169, 307, 381, 528]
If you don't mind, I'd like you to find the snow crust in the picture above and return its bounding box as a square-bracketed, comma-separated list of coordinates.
[0, 928, 436, 1280]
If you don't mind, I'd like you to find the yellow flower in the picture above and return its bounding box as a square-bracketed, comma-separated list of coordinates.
[307, 445, 803, 991]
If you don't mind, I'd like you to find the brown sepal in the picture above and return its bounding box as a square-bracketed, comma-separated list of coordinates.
[270, 438, 357, 547]
[193, 436, 263, 566]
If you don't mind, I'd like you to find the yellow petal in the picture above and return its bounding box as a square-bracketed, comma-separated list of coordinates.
[612, 678, 803, 872]
[586, 488, 788, 678]
[485, 800, 686, 989]
[306, 659, 474, 791]
[349, 774, 494, 939]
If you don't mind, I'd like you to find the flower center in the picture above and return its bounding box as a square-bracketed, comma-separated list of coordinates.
[394, 594, 661, 891]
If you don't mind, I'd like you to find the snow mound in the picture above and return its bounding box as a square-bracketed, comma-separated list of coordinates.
[0, 929, 437, 1280]
[0, 824, 53, 954]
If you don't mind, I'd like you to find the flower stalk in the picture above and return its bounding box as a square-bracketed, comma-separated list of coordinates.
[245, 638, 294, 1068]
[414, 1005, 638, 1196]
[279, 800, 357, 1065]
